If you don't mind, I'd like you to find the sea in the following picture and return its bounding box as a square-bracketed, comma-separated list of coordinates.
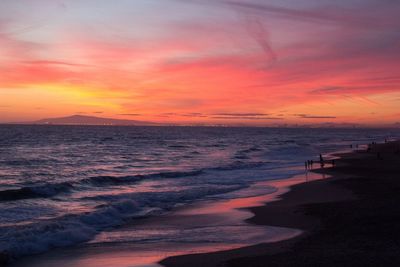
[0, 125, 398, 261]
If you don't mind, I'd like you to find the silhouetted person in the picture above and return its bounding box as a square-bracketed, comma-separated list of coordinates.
[310, 160, 314, 168]
[319, 154, 324, 168]
[305, 161, 308, 170]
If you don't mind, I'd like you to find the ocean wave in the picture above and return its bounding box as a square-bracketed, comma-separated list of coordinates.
[83, 170, 204, 186]
[0, 165, 260, 203]
[0, 155, 280, 204]
[81, 162, 276, 189]
[82, 184, 246, 203]
[237, 146, 263, 154]
[210, 161, 268, 171]
[1, 158, 58, 166]
[168, 145, 189, 149]
[0, 170, 206, 202]
[0, 184, 246, 259]
[0, 182, 73, 201]
[0, 199, 141, 258]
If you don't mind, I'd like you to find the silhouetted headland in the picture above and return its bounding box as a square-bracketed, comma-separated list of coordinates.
[11, 115, 158, 126]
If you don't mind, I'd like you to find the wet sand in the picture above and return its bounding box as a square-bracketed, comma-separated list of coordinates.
[161, 141, 400, 267]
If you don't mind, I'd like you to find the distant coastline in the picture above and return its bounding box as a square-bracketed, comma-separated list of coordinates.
[2, 115, 399, 128]
[3, 115, 158, 126]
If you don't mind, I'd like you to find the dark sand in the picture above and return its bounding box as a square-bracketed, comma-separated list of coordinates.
[161, 141, 400, 267]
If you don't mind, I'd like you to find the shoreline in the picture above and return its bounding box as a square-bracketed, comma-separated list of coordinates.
[160, 166, 351, 267]
[7, 169, 317, 267]
[161, 141, 400, 267]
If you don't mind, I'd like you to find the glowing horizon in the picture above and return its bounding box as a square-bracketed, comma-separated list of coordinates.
[1, 0, 399, 126]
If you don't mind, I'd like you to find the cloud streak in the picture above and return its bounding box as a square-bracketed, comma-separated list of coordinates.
[223, 0, 400, 29]
[244, 16, 277, 63]
[294, 114, 337, 119]
[211, 116, 282, 120]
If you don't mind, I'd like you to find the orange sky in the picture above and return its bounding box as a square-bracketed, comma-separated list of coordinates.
[1, 0, 399, 126]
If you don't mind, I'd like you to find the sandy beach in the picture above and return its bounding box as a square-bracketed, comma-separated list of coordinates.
[161, 140, 400, 267]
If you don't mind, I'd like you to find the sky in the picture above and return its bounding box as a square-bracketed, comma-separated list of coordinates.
[1, 0, 400, 126]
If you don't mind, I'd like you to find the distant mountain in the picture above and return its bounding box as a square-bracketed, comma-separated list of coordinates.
[30, 115, 157, 126]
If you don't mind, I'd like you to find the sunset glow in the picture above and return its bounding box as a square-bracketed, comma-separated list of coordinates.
[1, 0, 399, 126]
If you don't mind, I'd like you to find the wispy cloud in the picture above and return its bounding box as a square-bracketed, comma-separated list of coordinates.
[211, 116, 282, 120]
[244, 16, 277, 63]
[223, 0, 399, 29]
[117, 113, 141, 116]
[181, 113, 208, 117]
[212, 113, 270, 116]
[294, 114, 336, 119]
[20, 60, 90, 68]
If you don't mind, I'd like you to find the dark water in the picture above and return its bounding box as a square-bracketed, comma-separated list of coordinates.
[0, 125, 398, 258]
